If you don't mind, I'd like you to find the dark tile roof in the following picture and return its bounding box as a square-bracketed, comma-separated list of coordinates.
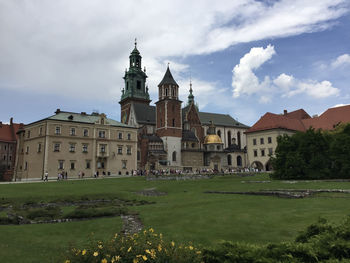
[158, 66, 178, 86]
[133, 103, 156, 124]
[198, 111, 249, 128]
[182, 130, 198, 142]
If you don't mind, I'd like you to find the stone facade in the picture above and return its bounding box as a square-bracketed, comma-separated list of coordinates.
[15, 111, 137, 180]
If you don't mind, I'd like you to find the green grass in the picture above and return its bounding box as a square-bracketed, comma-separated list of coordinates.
[1, 174, 350, 262]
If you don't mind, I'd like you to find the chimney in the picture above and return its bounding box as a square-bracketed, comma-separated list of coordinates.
[55, 108, 61, 114]
[283, 110, 287, 115]
[10, 117, 13, 125]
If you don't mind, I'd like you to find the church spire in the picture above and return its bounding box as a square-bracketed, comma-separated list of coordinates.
[188, 79, 194, 105]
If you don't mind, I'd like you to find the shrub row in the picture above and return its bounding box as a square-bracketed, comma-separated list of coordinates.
[64, 217, 350, 263]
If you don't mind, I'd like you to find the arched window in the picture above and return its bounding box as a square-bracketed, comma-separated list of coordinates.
[172, 118, 175, 127]
[228, 131, 231, 146]
[237, 155, 242, 167]
[165, 88, 168, 96]
[172, 151, 176, 162]
[227, 155, 232, 166]
[172, 88, 175, 97]
[217, 130, 221, 138]
[191, 127, 197, 136]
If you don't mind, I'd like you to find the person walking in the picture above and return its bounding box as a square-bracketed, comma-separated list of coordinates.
[44, 171, 48, 181]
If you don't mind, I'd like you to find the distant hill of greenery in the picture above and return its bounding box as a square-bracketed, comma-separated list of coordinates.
[271, 123, 350, 180]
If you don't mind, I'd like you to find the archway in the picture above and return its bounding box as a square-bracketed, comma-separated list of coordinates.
[237, 155, 242, 167]
[251, 161, 263, 171]
[265, 160, 273, 171]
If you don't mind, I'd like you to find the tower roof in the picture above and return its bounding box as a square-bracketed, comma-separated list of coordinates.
[158, 66, 178, 86]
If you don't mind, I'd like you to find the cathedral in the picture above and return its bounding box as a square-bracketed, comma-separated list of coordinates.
[119, 42, 250, 171]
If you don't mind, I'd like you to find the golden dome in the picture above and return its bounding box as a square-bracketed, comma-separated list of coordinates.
[204, 134, 223, 144]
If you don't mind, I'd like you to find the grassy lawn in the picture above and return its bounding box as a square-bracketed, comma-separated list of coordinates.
[1, 174, 350, 262]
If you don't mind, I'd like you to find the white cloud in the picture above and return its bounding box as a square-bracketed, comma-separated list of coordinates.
[232, 47, 340, 101]
[0, 0, 348, 101]
[232, 45, 275, 98]
[331, 54, 350, 68]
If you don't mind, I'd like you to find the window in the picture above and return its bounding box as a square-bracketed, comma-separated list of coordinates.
[260, 138, 264, 144]
[86, 160, 91, 169]
[70, 162, 75, 170]
[227, 155, 232, 166]
[39, 126, 43, 136]
[127, 146, 131, 155]
[100, 144, 106, 153]
[24, 161, 28, 170]
[83, 129, 89, 137]
[172, 151, 177, 162]
[165, 88, 168, 96]
[127, 133, 131, 140]
[9, 155, 12, 161]
[172, 118, 175, 127]
[137, 80, 141, 89]
[69, 143, 76, 152]
[118, 132, 123, 139]
[99, 130, 106, 138]
[253, 138, 257, 145]
[82, 144, 88, 153]
[55, 127, 61, 135]
[217, 130, 221, 138]
[97, 161, 105, 169]
[137, 151, 140, 161]
[118, 146, 123, 155]
[27, 130, 31, 138]
[122, 160, 127, 169]
[54, 143, 60, 152]
[192, 143, 195, 148]
[58, 160, 64, 170]
[37, 143, 42, 153]
[26, 146, 29, 154]
[268, 137, 272, 144]
[70, 128, 76, 136]
[261, 149, 265, 156]
[268, 148, 273, 155]
[172, 88, 175, 97]
[253, 150, 258, 157]
[3, 155, 6, 160]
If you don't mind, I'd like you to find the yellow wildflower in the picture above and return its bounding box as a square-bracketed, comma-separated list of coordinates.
[196, 250, 202, 254]
[157, 244, 162, 252]
[127, 246, 132, 252]
[98, 244, 103, 249]
[101, 259, 107, 263]
[113, 255, 121, 262]
[171, 241, 175, 247]
[149, 228, 154, 233]
[64, 260, 70, 263]
[93, 251, 99, 257]
[189, 245, 194, 250]
[75, 249, 81, 255]
[147, 241, 152, 246]
[133, 258, 139, 263]
[82, 249, 87, 255]
[160, 233, 163, 239]
[114, 233, 118, 238]
[142, 255, 148, 261]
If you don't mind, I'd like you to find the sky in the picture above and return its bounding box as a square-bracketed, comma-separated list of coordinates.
[1, 0, 350, 126]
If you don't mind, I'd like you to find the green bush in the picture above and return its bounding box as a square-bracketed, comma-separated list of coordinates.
[25, 206, 61, 220]
[65, 206, 126, 219]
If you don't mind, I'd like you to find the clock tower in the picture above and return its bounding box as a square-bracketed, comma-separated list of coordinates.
[119, 40, 150, 124]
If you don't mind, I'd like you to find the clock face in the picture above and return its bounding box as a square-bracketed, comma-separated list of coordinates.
[122, 112, 128, 124]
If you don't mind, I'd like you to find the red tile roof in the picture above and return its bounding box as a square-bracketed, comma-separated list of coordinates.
[246, 105, 350, 134]
[0, 119, 23, 142]
[245, 112, 306, 134]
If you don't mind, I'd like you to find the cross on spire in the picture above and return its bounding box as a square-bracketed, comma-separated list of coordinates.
[134, 38, 137, 48]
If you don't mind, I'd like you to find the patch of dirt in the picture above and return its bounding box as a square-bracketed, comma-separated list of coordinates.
[135, 188, 167, 196]
[204, 189, 350, 199]
[121, 214, 143, 235]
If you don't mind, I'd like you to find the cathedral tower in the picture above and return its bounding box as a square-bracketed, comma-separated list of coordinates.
[156, 66, 182, 166]
[119, 40, 150, 124]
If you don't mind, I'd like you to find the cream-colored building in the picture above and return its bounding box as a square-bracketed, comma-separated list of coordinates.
[15, 110, 137, 180]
